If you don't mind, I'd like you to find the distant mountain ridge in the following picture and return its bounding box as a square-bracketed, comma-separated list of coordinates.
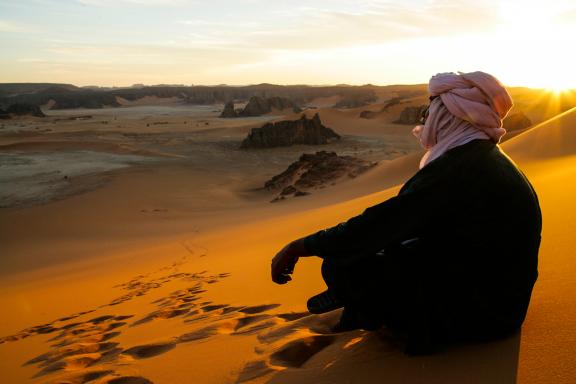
[0, 83, 382, 111]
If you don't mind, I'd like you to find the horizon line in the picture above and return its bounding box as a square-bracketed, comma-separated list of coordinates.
[0, 81, 568, 92]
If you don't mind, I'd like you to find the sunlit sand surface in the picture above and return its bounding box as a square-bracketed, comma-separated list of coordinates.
[1, 90, 575, 383]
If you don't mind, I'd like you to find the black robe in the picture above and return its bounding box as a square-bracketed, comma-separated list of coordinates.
[303, 139, 542, 348]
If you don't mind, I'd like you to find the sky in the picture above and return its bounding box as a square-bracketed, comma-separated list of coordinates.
[1, 0, 575, 89]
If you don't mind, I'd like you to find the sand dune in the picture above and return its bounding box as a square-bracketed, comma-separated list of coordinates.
[503, 106, 576, 160]
[1, 96, 575, 383]
[498, 106, 576, 384]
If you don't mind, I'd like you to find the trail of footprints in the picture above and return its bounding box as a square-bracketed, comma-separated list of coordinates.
[3, 257, 354, 383]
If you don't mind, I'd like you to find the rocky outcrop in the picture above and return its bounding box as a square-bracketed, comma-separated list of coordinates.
[359, 110, 378, 119]
[49, 93, 120, 109]
[240, 113, 340, 149]
[0, 83, 387, 111]
[220, 101, 237, 118]
[381, 97, 403, 111]
[265, 151, 377, 202]
[239, 96, 300, 116]
[503, 111, 532, 132]
[333, 90, 377, 109]
[394, 105, 427, 124]
[0, 103, 46, 118]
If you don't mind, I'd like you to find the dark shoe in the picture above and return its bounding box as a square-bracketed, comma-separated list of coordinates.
[307, 289, 344, 314]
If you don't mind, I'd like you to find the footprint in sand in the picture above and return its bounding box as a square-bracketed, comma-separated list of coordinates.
[201, 304, 229, 312]
[25, 341, 119, 366]
[238, 304, 281, 315]
[52, 331, 121, 348]
[269, 335, 337, 368]
[47, 369, 115, 384]
[276, 311, 312, 322]
[88, 315, 117, 324]
[34, 353, 103, 378]
[235, 360, 278, 383]
[132, 306, 192, 326]
[178, 307, 284, 343]
[104, 376, 154, 384]
[121, 342, 176, 359]
[106, 264, 229, 308]
[255, 312, 321, 345]
[131, 284, 211, 326]
[233, 320, 279, 336]
[50, 321, 127, 343]
[235, 310, 360, 382]
[177, 325, 219, 342]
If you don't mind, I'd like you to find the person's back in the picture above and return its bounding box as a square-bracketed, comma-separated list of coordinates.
[404, 139, 542, 342]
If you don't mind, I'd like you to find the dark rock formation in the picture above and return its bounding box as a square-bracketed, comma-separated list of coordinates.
[381, 97, 403, 111]
[266, 151, 377, 202]
[220, 101, 237, 118]
[49, 93, 120, 109]
[0, 83, 79, 98]
[239, 96, 300, 116]
[394, 105, 427, 124]
[2, 103, 46, 117]
[240, 113, 340, 149]
[359, 110, 377, 119]
[36, 85, 78, 95]
[333, 90, 377, 109]
[503, 111, 532, 132]
[0, 83, 392, 112]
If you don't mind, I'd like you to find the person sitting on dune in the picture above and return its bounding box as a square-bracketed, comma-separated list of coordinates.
[270, 71, 542, 354]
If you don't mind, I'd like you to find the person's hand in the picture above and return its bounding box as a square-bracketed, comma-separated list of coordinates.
[271, 238, 312, 284]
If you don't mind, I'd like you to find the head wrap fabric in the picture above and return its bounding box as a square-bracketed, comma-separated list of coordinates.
[413, 71, 514, 169]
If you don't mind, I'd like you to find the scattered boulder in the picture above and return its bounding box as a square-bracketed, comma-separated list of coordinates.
[240, 113, 340, 149]
[1, 103, 46, 118]
[239, 96, 300, 116]
[393, 105, 427, 124]
[503, 111, 532, 132]
[359, 110, 378, 119]
[381, 97, 403, 111]
[265, 151, 377, 202]
[220, 101, 237, 118]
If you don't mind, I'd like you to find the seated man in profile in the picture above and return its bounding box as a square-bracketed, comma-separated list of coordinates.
[271, 71, 542, 354]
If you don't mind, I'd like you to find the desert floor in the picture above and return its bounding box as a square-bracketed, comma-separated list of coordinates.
[0, 96, 575, 383]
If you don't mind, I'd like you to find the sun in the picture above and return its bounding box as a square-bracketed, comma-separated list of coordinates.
[544, 78, 575, 95]
[496, 1, 576, 94]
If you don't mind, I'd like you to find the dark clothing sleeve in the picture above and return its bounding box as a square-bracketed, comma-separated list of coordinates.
[303, 161, 460, 259]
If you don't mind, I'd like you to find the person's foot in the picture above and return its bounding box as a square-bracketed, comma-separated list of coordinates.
[307, 289, 344, 314]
